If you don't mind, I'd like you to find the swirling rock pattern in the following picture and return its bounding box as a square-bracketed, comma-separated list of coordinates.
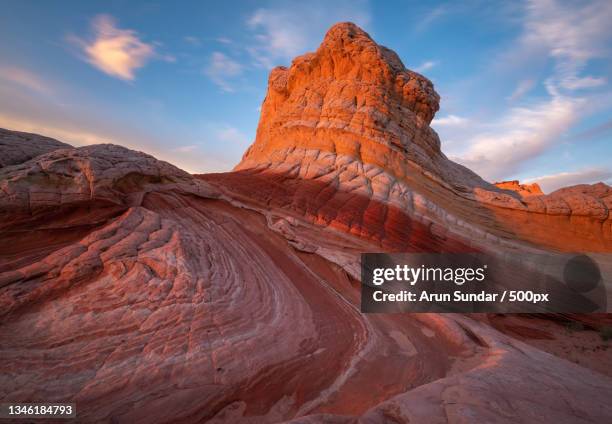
[1, 21, 612, 424]
[0, 141, 454, 422]
[1, 142, 611, 423]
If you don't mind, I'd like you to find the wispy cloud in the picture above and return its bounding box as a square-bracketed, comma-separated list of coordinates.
[447, 0, 612, 181]
[569, 118, 612, 141]
[71, 14, 155, 81]
[0, 111, 232, 174]
[0, 66, 53, 95]
[414, 5, 449, 33]
[559, 76, 606, 90]
[413, 60, 438, 73]
[508, 79, 536, 102]
[204, 52, 243, 92]
[432, 114, 468, 127]
[522, 0, 612, 94]
[246, 0, 370, 68]
[216, 37, 232, 45]
[452, 95, 581, 180]
[525, 167, 612, 193]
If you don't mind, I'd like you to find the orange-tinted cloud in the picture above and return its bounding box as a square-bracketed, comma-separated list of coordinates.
[76, 14, 155, 81]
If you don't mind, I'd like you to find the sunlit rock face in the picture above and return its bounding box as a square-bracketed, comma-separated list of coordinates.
[494, 180, 543, 197]
[239, 22, 441, 169]
[237, 23, 487, 197]
[1, 21, 612, 424]
[231, 22, 612, 254]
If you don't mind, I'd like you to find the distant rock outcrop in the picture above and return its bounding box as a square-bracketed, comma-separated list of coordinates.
[494, 180, 543, 196]
[0, 127, 71, 168]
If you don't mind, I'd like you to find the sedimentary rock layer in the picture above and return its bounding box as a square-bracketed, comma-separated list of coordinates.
[234, 22, 612, 254]
[0, 140, 452, 422]
[1, 21, 612, 424]
[0, 134, 610, 423]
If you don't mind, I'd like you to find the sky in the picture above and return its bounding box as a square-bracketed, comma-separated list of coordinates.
[1, 0, 611, 193]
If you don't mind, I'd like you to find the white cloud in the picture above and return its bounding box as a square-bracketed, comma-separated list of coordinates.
[525, 167, 612, 193]
[432, 114, 468, 127]
[522, 0, 611, 93]
[447, 0, 612, 181]
[413, 60, 438, 73]
[73, 14, 155, 81]
[508, 79, 536, 102]
[0, 66, 53, 95]
[246, 0, 370, 68]
[204, 52, 243, 92]
[452, 95, 580, 180]
[559, 76, 607, 90]
[523, 0, 611, 59]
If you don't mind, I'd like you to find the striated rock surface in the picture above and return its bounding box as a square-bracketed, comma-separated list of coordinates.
[237, 23, 487, 194]
[0, 142, 209, 221]
[2, 21, 612, 424]
[229, 22, 612, 253]
[2, 135, 611, 423]
[0, 127, 72, 168]
[0, 137, 454, 422]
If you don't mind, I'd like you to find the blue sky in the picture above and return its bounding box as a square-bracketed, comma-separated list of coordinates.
[1, 0, 610, 192]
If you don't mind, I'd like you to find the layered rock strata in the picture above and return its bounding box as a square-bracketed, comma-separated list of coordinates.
[229, 23, 612, 255]
[1, 134, 611, 423]
[1, 21, 612, 424]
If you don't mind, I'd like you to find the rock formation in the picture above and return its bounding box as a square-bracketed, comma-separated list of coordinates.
[0, 127, 71, 168]
[1, 22, 612, 424]
[221, 22, 611, 254]
[494, 180, 543, 196]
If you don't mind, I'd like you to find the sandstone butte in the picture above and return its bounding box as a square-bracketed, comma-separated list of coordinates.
[1, 22, 611, 423]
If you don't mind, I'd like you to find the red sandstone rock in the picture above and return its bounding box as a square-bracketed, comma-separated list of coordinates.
[231, 22, 611, 254]
[0, 138, 453, 422]
[494, 180, 543, 196]
[1, 21, 612, 424]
